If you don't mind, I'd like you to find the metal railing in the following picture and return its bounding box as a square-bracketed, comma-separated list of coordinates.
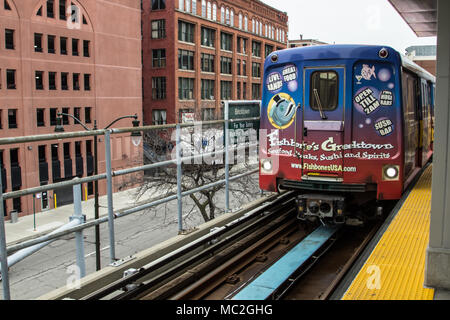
[0, 116, 261, 300]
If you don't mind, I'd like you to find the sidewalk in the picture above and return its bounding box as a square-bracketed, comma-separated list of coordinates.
[4, 187, 142, 247]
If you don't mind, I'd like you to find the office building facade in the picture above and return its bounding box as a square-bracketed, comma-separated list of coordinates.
[0, 0, 142, 219]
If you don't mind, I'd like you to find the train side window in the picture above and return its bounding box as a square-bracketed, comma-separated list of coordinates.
[310, 71, 338, 111]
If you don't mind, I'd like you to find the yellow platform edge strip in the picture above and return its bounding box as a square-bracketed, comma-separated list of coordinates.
[342, 165, 434, 300]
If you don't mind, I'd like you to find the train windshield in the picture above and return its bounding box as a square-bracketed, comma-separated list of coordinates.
[310, 71, 338, 112]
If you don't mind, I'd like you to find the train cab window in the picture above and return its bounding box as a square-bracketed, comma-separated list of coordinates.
[310, 71, 338, 112]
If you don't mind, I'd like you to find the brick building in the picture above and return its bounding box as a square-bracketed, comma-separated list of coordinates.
[405, 45, 437, 76]
[142, 0, 289, 125]
[0, 0, 142, 219]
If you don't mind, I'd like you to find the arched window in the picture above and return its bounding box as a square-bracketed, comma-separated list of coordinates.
[179, 0, 184, 11]
[244, 15, 248, 31]
[252, 18, 255, 33]
[265, 24, 268, 37]
[239, 13, 242, 29]
[201, 0, 206, 17]
[221, 6, 225, 23]
[207, 1, 211, 19]
[186, 0, 190, 13]
[230, 9, 234, 27]
[192, 0, 197, 14]
[212, 3, 217, 20]
[225, 8, 229, 25]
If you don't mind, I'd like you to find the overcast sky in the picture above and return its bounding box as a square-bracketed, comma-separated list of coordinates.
[262, 0, 436, 54]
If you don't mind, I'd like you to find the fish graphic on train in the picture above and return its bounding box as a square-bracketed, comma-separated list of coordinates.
[259, 45, 435, 225]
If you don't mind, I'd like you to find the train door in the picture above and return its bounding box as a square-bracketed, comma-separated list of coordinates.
[402, 70, 420, 179]
[300, 66, 345, 180]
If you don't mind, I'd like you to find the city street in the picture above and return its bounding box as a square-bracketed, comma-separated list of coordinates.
[1, 176, 261, 300]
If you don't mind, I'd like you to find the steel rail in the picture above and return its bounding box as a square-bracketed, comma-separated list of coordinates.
[81, 191, 295, 300]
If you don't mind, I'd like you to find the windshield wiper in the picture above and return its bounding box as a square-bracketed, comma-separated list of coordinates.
[313, 88, 328, 120]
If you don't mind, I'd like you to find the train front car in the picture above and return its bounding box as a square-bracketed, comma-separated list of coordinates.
[259, 45, 403, 224]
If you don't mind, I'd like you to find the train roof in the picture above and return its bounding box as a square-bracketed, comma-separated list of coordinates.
[400, 55, 436, 82]
[267, 44, 435, 83]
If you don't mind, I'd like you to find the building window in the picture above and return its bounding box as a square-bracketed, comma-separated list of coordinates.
[152, 77, 166, 100]
[5, 29, 14, 50]
[201, 53, 214, 72]
[151, 19, 166, 39]
[243, 82, 247, 99]
[252, 62, 261, 78]
[220, 56, 232, 74]
[252, 83, 261, 99]
[242, 38, 247, 54]
[50, 108, 58, 126]
[85, 107, 92, 123]
[237, 59, 241, 76]
[220, 6, 225, 23]
[220, 32, 232, 51]
[62, 107, 69, 125]
[242, 60, 247, 76]
[252, 41, 261, 57]
[8, 109, 17, 129]
[47, 0, 54, 18]
[192, 0, 197, 15]
[34, 33, 43, 52]
[48, 35, 55, 53]
[205, 2, 210, 19]
[201, 27, 215, 47]
[152, 109, 167, 125]
[73, 73, 80, 90]
[152, 49, 166, 68]
[178, 77, 194, 100]
[72, 38, 79, 56]
[7, 69, 16, 89]
[237, 82, 241, 99]
[60, 37, 67, 54]
[202, 108, 215, 121]
[201, 79, 215, 100]
[152, 0, 166, 10]
[74, 107, 81, 122]
[37, 108, 45, 127]
[310, 71, 338, 111]
[49, 72, 56, 90]
[59, 0, 66, 20]
[201, 0, 206, 17]
[83, 40, 90, 57]
[178, 49, 194, 70]
[84, 74, 91, 91]
[212, 3, 217, 20]
[61, 72, 68, 90]
[220, 81, 232, 100]
[35, 71, 44, 90]
[178, 0, 184, 10]
[4, 0, 11, 10]
[178, 21, 194, 43]
[265, 44, 274, 58]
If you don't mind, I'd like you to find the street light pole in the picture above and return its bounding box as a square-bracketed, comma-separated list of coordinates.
[93, 120, 101, 271]
[55, 113, 141, 270]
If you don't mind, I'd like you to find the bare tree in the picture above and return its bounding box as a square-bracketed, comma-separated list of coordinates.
[131, 122, 260, 225]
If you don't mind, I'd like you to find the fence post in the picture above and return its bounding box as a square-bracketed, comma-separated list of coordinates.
[176, 124, 183, 233]
[72, 181, 86, 278]
[224, 101, 230, 213]
[0, 169, 11, 300]
[104, 130, 116, 263]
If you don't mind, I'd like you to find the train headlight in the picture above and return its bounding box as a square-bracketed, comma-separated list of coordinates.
[383, 165, 399, 181]
[261, 159, 273, 173]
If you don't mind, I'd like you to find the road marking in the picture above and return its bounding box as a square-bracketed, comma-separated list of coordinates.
[85, 246, 110, 258]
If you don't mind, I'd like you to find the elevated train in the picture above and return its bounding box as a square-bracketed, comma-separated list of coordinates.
[259, 45, 435, 224]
